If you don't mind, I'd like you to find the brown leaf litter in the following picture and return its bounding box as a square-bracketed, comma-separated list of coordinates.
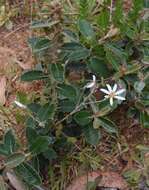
[66, 171, 128, 190]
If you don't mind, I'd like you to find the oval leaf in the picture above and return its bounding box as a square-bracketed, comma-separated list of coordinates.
[88, 57, 110, 77]
[50, 63, 64, 82]
[82, 124, 101, 145]
[15, 163, 41, 186]
[30, 136, 51, 154]
[5, 153, 26, 168]
[58, 84, 77, 101]
[74, 111, 92, 126]
[78, 19, 95, 39]
[37, 103, 55, 122]
[21, 70, 47, 82]
[98, 118, 118, 134]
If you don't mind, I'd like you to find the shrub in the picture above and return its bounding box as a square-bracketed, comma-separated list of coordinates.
[0, 0, 148, 189]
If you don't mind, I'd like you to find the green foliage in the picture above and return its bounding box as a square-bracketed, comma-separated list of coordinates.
[82, 124, 101, 145]
[88, 57, 110, 77]
[15, 163, 42, 186]
[49, 63, 65, 82]
[74, 110, 92, 126]
[78, 19, 95, 40]
[21, 70, 47, 81]
[5, 153, 26, 169]
[0, 130, 17, 156]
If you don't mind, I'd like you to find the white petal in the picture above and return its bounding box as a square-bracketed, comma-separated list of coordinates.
[115, 89, 126, 95]
[92, 75, 96, 82]
[113, 84, 118, 92]
[104, 95, 109, 99]
[100, 88, 110, 94]
[106, 84, 112, 92]
[110, 97, 113, 106]
[14, 100, 27, 109]
[85, 82, 95, 88]
[114, 96, 125, 100]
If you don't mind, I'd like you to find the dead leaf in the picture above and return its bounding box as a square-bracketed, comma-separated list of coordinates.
[6, 171, 27, 190]
[0, 76, 6, 105]
[66, 171, 128, 190]
[15, 58, 33, 70]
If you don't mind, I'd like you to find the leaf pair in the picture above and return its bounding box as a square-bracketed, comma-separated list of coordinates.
[0, 130, 17, 156]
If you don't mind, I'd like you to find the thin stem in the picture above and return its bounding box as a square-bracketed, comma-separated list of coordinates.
[55, 87, 96, 126]
[109, 0, 113, 23]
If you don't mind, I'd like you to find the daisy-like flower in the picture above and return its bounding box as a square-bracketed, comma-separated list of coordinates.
[14, 100, 27, 109]
[84, 75, 96, 89]
[100, 84, 126, 106]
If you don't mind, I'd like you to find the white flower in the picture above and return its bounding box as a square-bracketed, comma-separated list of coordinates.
[100, 83, 126, 106]
[84, 75, 96, 89]
[14, 100, 27, 109]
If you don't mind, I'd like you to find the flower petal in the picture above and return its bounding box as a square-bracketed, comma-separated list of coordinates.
[14, 100, 27, 109]
[106, 84, 112, 92]
[100, 88, 110, 94]
[110, 97, 113, 106]
[113, 83, 118, 92]
[115, 89, 126, 95]
[92, 75, 96, 82]
[114, 96, 125, 100]
[85, 82, 95, 88]
[104, 95, 109, 99]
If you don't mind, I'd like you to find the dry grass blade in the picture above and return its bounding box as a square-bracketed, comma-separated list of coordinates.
[0, 76, 6, 105]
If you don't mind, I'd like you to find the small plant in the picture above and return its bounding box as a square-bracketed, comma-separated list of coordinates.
[0, 0, 148, 189]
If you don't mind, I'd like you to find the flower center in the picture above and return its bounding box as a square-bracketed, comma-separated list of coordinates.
[109, 92, 115, 98]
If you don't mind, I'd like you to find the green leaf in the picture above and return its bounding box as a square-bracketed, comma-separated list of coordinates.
[88, 57, 110, 77]
[5, 153, 26, 168]
[0, 144, 9, 156]
[43, 148, 57, 160]
[74, 111, 92, 126]
[58, 84, 77, 101]
[15, 163, 41, 186]
[130, 0, 144, 20]
[62, 42, 83, 51]
[27, 103, 41, 114]
[31, 20, 59, 29]
[144, 0, 149, 8]
[50, 63, 64, 82]
[106, 50, 120, 71]
[97, 99, 116, 117]
[78, 19, 95, 39]
[28, 37, 51, 53]
[26, 127, 38, 145]
[62, 42, 90, 62]
[59, 100, 76, 112]
[37, 103, 55, 122]
[97, 9, 109, 31]
[30, 136, 51, 154]
[68, 48, 90, 62]
[98, 118, 118, 134]
[140, 111, 149, 128]
[63, 29, 79, 42]
[4, 130, 16, 155]
[25, 117, 37, 128]
[113, 0, 123, 24]
[134, 81, 145, 93]
[21, 70, 47, 82]
[105, 44, 127, 60]
[82, 124, 100, 145]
